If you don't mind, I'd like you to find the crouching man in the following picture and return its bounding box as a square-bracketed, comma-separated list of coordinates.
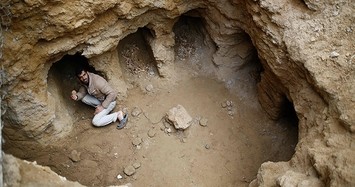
[70, 66, 128, 129]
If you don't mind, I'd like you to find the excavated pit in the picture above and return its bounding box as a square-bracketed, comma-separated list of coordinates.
[4, 14, 298, 187]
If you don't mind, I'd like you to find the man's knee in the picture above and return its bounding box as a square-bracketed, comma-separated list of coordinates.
[92, 118, 101, 127]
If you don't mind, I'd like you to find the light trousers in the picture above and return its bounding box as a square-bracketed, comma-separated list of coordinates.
[81, 94, 118, 127]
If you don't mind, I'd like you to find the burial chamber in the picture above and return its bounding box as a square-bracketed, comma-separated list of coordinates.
[0, 0, 354, 186]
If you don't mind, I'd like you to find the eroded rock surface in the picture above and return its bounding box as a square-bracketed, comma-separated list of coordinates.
[0, 0, 354, 186]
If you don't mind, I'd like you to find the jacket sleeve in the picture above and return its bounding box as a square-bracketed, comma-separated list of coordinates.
[97, 77, 117, 108]
[76, 86, 87, 101]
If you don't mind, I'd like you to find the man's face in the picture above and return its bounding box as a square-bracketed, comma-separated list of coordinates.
[78, 70, 89, 84]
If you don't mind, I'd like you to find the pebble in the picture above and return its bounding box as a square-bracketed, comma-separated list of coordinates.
[330, 51, 339, 58]
[133, 162, 141, 169]
[205, 144, 210, 149]
[145, 84, 154, 92]
[69, 150, 81, 162]
[165, 128, 172, 133]
[226, 100, 233, 107]
[132, 138, 142, 146]
[131, 107, 142, 117]
[124, 165, 136, 176]
[117, 174, 123, 180]
[199, 118, 208, 127]
[221, 102, 227, 108]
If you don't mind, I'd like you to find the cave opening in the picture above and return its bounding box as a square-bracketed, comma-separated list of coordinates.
[117, 27, 158, 77]
[47, 53, 101, 124]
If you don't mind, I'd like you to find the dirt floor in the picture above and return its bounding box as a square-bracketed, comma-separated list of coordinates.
[4, 17, 298, 187]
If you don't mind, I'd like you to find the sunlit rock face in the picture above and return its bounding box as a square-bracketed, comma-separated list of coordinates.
[1, 0, 354, 186]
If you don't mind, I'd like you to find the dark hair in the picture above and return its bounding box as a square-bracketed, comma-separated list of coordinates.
[75, 65, 86, 77]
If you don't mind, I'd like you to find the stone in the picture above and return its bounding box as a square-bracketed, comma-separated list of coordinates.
[145, 84, 154, 92]
[69, 150, 81, 162]
[199, 118, 208, 127]
[330, 51, 340, 58]
[221, 102, 227, 108]
[132, 138, 142, 146]
[166, 105, 192, 130]
[123, 165, 136, 176]
[133, 162, 141, 169]
[131, 107, 142, 117]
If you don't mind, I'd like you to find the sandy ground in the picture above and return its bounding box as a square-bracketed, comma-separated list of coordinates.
[4, 17, 298, 187]
[33, 60, 297, 187]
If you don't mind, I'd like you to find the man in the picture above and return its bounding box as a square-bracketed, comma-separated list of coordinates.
[70, 66, 128, 129]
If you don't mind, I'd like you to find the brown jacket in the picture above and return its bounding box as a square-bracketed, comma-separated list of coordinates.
[76, 72, 117, 108]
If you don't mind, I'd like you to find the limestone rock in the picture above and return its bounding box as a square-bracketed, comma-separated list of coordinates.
[69, 150, 81, 162]
[199, 118, 208, 127]
[124, 165, 136, 176]
[133, 162, 141, 169]
[132, 138, 142, 146]
[166, 105, 192, 130]
[3, 154, 84, 187]
[131, 107, 142, 117]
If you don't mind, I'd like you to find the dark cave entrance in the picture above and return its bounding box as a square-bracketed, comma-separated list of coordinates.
[47, 53, 99, 123]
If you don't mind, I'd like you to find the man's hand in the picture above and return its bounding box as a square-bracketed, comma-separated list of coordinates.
[95, 105, 104, 114]
[71, 90, 78, 100]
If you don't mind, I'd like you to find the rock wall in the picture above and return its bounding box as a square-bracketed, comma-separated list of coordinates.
[0, 0, 354, 186]
[3, 153, 85, 187]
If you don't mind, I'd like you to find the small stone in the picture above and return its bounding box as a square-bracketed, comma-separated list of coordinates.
[221, 102, 227, 108]
[205, 144, 210, 149]
[133, 162, 141, 169]
[226, 100, 232, 107]
[132, 138, 142, 146]
[145, 84, 154, 92]
[228, 111, 234, 116]
[69, 150, 81, 162]
[165, 128, 172, 133]
[227, 106, 233, 111]
[199, 118, 208, 127]
[131, 107, 142, 117]
[164, 121, 171, 128]
[117, 174, 123, 180]
[330, 51, 339, 58]
[124, 165, 136, 176]
[148, 129, 156, 138]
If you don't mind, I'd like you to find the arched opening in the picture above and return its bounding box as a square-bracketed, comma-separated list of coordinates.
[47, 53, 98, 123]
[117, 27, 158, 77]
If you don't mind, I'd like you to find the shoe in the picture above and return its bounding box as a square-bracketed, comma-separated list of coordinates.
[117, 114, 128, 129]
